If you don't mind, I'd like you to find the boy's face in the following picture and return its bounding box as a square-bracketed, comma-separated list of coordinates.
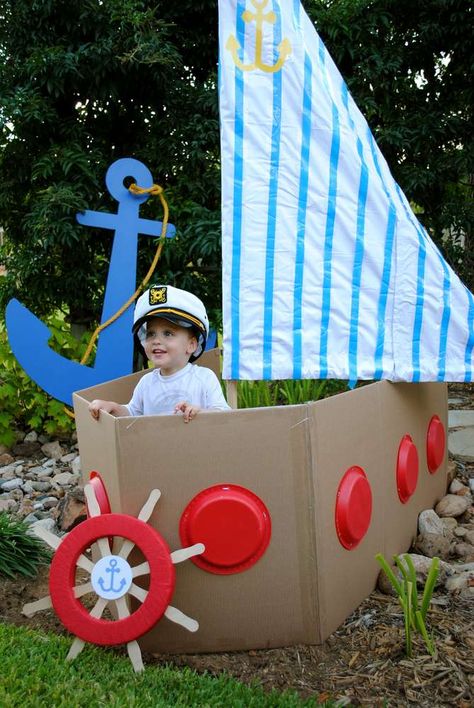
[142, 317, 197, 375]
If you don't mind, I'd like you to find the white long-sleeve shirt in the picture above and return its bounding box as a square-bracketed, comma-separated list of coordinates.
[125, 363, 231, 416]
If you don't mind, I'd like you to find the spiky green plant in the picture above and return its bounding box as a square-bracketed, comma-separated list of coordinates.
[376, 553, 439, 657]
[0, 512, 51, 579]
[236, 378, 348, 409]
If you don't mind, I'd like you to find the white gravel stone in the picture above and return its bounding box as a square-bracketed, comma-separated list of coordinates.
[435, 494, 471, 518]
[37, 468, 55, 478]
[0, 499, 17, 512]
[0, 465, 16, 478]
[71, 456, 82, 475]
[60, 452, 76, 463]
[0, 478, 23, 492]
[52, 472, 73, 486]
[418, 509, 446, 536]
[440, 517, 458, 532]
[41, 441, 64, 460]
[29, 517, 57, 534]
[449, 479, 470, 495]
[42, 496, 59, 509]
[24, 431, 38, 443]
[30, 480, 52, 492]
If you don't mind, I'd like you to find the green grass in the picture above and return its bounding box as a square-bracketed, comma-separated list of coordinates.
[0, 623, 329, 707]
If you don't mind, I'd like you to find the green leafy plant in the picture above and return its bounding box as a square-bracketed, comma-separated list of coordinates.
[0, 512, 51, 579]
[376, 553, 439, 657]
[0, 313, 91, 446]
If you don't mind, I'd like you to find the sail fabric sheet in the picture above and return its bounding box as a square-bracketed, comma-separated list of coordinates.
[218, 0, 474, 383]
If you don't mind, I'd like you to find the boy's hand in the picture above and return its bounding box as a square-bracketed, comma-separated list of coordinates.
[174, 401, 201, 423]
[89, 399, 118, 420]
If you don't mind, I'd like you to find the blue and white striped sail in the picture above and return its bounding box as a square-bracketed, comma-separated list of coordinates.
[218, 0, 474, 383]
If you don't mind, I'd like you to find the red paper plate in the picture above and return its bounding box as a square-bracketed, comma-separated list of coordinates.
[335, 466, 372, 550]
[426, 415, 445, 474]
[88, 471, 111, 515]
[179, 484, 271, 574]
[396, 435, 419, 503]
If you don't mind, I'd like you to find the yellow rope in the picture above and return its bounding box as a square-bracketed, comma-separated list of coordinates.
[63, 183, 169, 420]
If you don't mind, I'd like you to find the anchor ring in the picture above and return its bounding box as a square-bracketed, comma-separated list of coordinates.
[49, 514, 175, 645]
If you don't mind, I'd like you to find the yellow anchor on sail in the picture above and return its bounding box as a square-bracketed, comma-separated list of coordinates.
[226, 0, 291, 73]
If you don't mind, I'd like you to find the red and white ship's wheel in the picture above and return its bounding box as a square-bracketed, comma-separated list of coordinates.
[22, 484, 204, 672]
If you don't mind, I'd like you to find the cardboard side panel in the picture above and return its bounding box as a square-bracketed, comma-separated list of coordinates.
[112, 406, 319, 653]
[379, 382, 448, 560]
[74, 397, 321, 652]
[308, 384, 385, 642]
[310, 381, 448, 642]
[72, 394, 122, 511]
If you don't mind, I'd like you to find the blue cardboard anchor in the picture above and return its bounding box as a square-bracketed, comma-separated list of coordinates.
[6, 158, 176, 406]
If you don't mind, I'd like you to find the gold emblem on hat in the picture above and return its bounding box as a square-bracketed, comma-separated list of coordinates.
[149, 286, 167, 305]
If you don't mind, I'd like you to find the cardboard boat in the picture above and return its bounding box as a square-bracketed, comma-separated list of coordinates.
[73, 348, 447, 653]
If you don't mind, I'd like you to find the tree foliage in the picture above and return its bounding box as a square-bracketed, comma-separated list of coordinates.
[0, 0, 472, 337]
[0, 0, 221, 326]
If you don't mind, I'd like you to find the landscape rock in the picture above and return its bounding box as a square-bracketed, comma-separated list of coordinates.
[51, 471, 74, 486]
[435, 494, 471, 518]
[17, 498, 36, 519]
[40, 441, 64, 460]
[449, 479, 471, 495]
[29, 480, 52, 493]
[414, 531, 452, 560]
[0, 465, 16, 480]
[0, 453, 15, 466]
[440, 517, 458, 533]
[446, 459, 457, 485]
[24, 431, 38, 443]
[0, 499, 17, 513]
[30, 517, 57, 534]
[418, 509, 447, 536]
[71, 456, 81, 476]
[445, 569, 474, 595]
[57, 487, 86, 531]
[12, 441, 41, 457]
[464, 528, 474, 545]
[453, 542, 474, 562]
[0, 478, 23, 492]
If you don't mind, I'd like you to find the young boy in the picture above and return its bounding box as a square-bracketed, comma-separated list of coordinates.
[89, 284, 230, 422]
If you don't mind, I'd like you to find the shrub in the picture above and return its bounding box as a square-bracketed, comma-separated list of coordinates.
[0, 314, 90, 447]
[0, 512, 51, 578]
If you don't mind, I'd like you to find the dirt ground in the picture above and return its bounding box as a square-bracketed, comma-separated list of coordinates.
[1, 383, 473, 707]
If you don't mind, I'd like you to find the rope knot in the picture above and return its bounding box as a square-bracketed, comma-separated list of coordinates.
[129, 183, 163, 196]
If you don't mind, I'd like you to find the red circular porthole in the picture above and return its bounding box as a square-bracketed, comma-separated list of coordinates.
[88, 471, 111, 515]
[179, 484, 271, 574]
[335, 466, 372, 550]
[396, 435, 419, 503]
[426, 415, 445, 474]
